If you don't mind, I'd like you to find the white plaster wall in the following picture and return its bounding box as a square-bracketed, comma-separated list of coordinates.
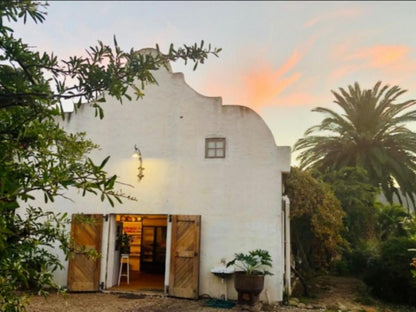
[51, 63, 290, 302]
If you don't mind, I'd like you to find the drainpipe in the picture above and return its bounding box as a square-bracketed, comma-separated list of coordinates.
[283, 195, 291, 297]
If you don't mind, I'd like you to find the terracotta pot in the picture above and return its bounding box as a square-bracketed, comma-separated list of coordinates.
[234, 271, 265, 305]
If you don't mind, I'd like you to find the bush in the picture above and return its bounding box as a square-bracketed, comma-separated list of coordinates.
[286, 167, 346, 275]
[328, 241, 378, 276]
[329, 259, 350, 276]
[364, 237, 416, 305]
[346, 240, 379, 275]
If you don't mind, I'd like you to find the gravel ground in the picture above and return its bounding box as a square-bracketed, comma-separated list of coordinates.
[26, 292, 282, 312]
[24, 276, 378, 312]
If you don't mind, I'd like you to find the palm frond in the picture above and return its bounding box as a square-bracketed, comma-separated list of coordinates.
[295, 81, 416, 206]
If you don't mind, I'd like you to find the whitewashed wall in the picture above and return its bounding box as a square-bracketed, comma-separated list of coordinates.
[53, 58, 290, 302]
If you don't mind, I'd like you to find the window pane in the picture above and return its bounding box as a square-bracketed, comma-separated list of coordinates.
[207, 141, 216, 148]
[207, 149, 216, 157]
[216, 149, 224, 157]
[216, 141, 224, 148]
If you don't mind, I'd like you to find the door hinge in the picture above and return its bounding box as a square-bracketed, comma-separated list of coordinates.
[104, 214, 109, 222]
[168, 215, 172, 222]
[99, 282, 104, 290]
[165, 285, 169, 295]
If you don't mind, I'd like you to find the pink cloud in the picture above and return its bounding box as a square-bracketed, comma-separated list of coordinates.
[275, 49, 302, 77]
[241, 54, 303, 110]
[198, 52, 305, 111]
[348, 45, 409, 68]
[330, 64, 365, 81]
[330, 44, 416, 82]
[195, 36, 322, 111]
[304, 7, 364, 28]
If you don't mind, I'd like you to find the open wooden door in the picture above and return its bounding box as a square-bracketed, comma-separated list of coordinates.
[67, 214, 103, 291]
[169, 215, 201, 299]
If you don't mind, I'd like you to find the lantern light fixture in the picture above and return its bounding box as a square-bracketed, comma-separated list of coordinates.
[132, 144, 144, 181]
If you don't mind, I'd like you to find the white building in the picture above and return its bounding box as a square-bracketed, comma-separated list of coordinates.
[53, 51, 291, 303]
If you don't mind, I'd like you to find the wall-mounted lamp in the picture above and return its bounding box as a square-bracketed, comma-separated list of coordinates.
[132, 144, 144, 181]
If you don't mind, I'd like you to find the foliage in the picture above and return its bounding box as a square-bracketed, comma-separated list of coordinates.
[332, 204, 415, 275]
[293, 81, 416, 301]
[294, 81, 416, 208]
[363, 236, 416, 305]
[285, 167, 347, 275]
[118, 233, 131, 255]
[376, 203, 412, 241]
[335, 204, 416, 304]
[340, 239, 379, 276]
[329, 259, 350, 276]
[317, 167, 379, 244]
[0, 1, 220, 311]
[226, 249, 273, 275]
[0, 207, 69, 312]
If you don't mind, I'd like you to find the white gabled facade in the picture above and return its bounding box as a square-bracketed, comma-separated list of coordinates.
[53, 54, 291, 302]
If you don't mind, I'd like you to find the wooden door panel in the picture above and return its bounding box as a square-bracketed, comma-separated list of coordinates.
[169, 215, 201, 299]
[67, 214, 103, 292]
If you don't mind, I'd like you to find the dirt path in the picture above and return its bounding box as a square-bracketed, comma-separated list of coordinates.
[290, 275, 373, 311]
[24, 276, 383, 312]
[26, 293, 237, 312]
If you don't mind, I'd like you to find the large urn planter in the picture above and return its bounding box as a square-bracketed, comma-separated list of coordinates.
[234, 271, 265, 305]
[226, 249, 273, 306]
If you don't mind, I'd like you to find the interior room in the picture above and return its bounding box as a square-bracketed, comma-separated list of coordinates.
[110, 214, 167, 292]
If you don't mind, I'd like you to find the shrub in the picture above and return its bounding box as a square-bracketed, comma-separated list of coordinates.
[376, 203, 410, 241]
[286, 167, 346, 275]
[329, 241, 378, 276]
[329, 259, 350, 276]
[346, 240, 379, 275]
[364, 236, 416, 305]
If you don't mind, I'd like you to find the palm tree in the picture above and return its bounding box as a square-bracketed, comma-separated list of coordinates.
[294, 81, 416, 209]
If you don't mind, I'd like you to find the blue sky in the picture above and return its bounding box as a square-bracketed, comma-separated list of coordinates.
[12, 1, 416, 164]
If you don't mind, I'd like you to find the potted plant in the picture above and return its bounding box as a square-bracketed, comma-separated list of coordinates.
[226, 249, 272, 305]
[119, 233, 131, 255]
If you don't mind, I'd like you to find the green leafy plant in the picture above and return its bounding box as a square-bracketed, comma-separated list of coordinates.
[119, 233, 131, 255]
[285, 167, 346, 275]
[226, 249, 273, 275]
[364, 237, 416, 305]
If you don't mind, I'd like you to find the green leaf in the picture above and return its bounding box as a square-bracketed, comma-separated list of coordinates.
[99, 156, 111, 169]
[105, 175, 117, 190]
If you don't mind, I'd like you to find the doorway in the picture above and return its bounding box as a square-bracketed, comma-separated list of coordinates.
[66, 213, 201, 297]
[107, 214, 167, 292]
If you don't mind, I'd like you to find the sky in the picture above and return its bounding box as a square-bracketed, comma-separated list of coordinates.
[12, 1, 416, 164]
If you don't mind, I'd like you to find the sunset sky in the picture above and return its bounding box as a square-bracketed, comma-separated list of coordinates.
[13, 1, 416, 164]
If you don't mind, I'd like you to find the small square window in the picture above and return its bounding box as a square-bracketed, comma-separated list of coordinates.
[205, 138, 226, 158]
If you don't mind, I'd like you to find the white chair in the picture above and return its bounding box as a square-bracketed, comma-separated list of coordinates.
[118, 254, 130, 285]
